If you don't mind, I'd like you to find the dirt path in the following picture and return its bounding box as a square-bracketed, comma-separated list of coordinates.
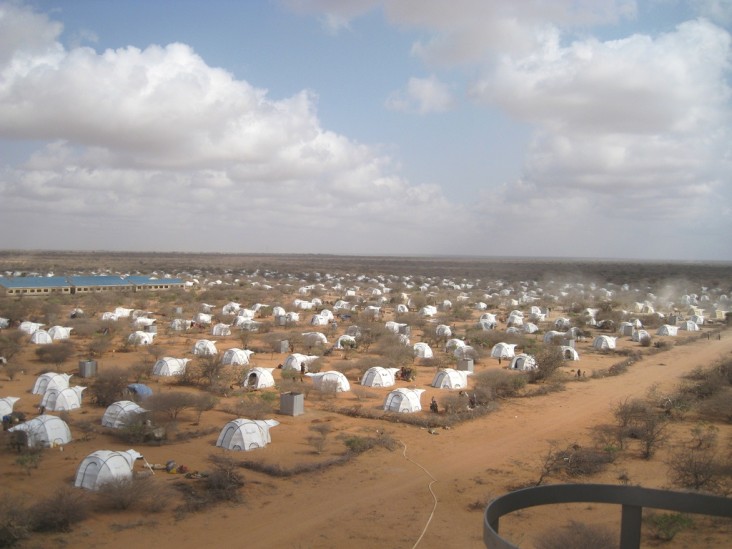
[45, 332, 731, 549]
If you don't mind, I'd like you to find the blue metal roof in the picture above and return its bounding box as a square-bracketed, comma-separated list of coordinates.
[126, 276, 184, 286]
[0, 275, 185, 290]
[69, 275, 130, 287]
[0, 276, 71, 289]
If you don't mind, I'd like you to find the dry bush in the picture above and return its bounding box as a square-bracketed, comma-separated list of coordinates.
[306, 423, 332, 454]
[0, 495, 30, 547]
[28, 487, 92, 533]
[89, 366, 129, 407]
[697, 389, 732, 423]
[228, 393, 276, 420]
[34, 340, 75, 367]
[535, 520, 615, 549]
[474, 370, 527, 399]
[203, 454, 245, 503]
[95, 477, 162, 511]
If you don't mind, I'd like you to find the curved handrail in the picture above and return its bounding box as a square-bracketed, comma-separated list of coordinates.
[484, 484, 732, 548]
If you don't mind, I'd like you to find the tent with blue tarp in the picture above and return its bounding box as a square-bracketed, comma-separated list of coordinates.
[126, 383, 153, 399]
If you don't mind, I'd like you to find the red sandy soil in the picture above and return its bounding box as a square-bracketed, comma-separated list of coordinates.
[2, 325, 731, 549]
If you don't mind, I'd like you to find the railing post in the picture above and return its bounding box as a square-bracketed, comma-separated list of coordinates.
[620, 504, 642, 549]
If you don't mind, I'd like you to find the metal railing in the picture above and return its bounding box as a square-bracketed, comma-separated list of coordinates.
[484, 484, 732, 548]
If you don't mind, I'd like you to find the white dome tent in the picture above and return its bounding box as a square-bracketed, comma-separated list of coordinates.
[0, 396, 20, 417]
[19, 321, 44, 335]
[360, 367, 400, 388]
[592, 335, 617, 350]
[302, 332, 328, 347]
[47, 326, 73, 340]
[216, 419, 279, 451]
[445, 339, 465, 353]
[102, 401, 148, 429]
[212, 323, 232, 336]
[306, 371, 350, 392]
[29, 330, 53, 345]
[657, 325, 679, 336]
[32, 372, 72, 395]
[282, 353, 320, 373]
[153, 357, 190, 377]
[41, 386, 86, 411]
[435, 325, 452, 338]
[222, 348, 254, 366]
[431, 368, 470, 389]
[334, 335, 357, 349]
[454, 345, 477, 360]
[560, 346, 580, 360]
[242, 367, 276, 390]
[9, 415, 71, 448]
[74, 449, 142, 491]
[128, 331, 155, 345]
[383, 388, 425, 413]
[413, 342, 433, 359]
[193, 339, 218, 356]
[679, 320, 699, 331]
[490, 343, 517, 359]
[509, 354, 537, 371]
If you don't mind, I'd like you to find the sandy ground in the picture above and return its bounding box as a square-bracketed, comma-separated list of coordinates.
[2, 322, 731, 549]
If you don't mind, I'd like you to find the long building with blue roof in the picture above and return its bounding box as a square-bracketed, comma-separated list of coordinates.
[0, 275, 185, 297]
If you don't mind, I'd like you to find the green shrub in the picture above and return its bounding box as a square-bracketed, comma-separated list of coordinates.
[646, 513, 693, 541]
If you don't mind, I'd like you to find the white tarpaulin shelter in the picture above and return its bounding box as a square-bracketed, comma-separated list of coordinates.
[509, 354, 537, 371]
[74, 449, 142, 490]
[302, 332, 328, 346]
[306, 371, 350, 392]
[592, 335, 617, 349]
[32, 372, 71, 395]
[0, 396, 20, 417]
[384, 388, 424, 413]
[102, 401, 147, 429]
[41, 386, 86, 411]
[413, 342, 433, 359]
[212, 323, 232, 336]
[9, 415, 71, 447]
[242, 367, 276, 389]
[656, 325, 679, 336]
[222, 348, 254, 366]
[361, 367, 400, 387]
[19, 321, 43, 335]
[490, 342, 517, 359]
[128, 331, 155, 345]
[431, 368, 470, 389]
[47, 326, 73, 340]
[282, 353, 319, 372]
[193, 339, 218, 356]
[216, 419, 279, 451]
[153, 357, 190, 376]
[29, 330, 53, 345]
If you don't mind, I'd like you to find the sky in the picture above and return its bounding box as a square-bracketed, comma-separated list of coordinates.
[0, 0, 730, 261]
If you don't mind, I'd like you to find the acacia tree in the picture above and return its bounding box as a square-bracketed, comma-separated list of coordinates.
[90, 367, 129, 407]
[527, 345, 564, 383]
[147, 391, 198, 421]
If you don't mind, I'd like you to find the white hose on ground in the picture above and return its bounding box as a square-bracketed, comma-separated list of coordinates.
[400, 440, 438, 549]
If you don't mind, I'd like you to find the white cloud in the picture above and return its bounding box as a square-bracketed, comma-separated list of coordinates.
[469, 18, 732, 250]
[0, 1, 472, 254]
[692, 0, 732, 24]
[385, 75, 454, 114]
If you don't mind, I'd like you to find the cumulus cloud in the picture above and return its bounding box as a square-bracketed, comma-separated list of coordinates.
[471, 18, 731, 229]
[0, 1, 470, 254]
[385, 75, 454, 114]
